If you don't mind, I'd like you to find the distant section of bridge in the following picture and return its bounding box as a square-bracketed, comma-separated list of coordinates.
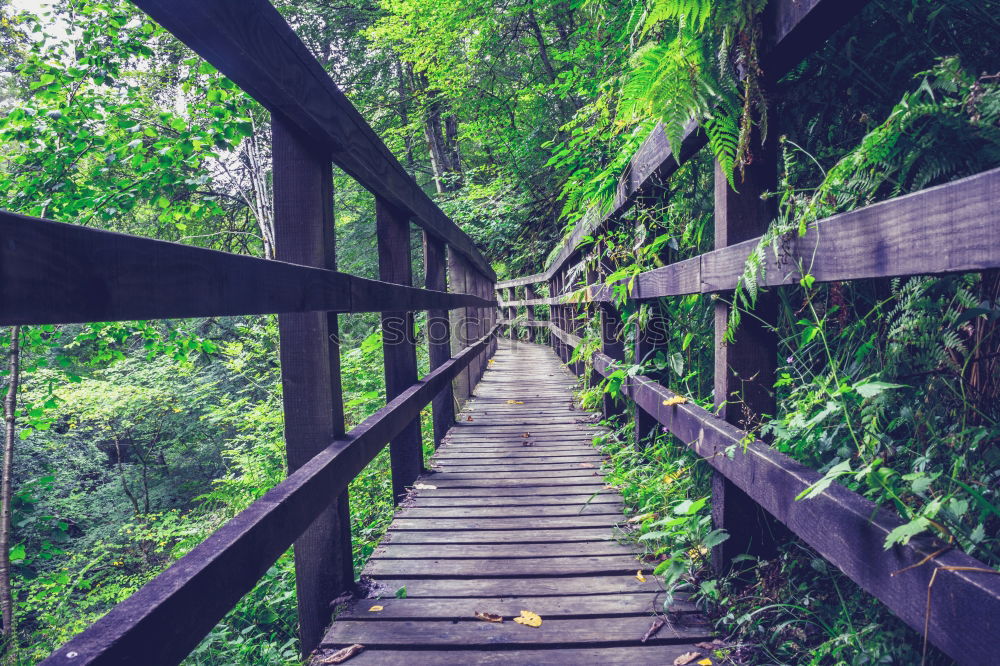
[313, 340, 711, 664]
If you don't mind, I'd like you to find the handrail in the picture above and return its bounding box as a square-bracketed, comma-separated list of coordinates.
[0, 210, 495, 326]
[39, 326, 500, 666]
[544, 323, 1000, 666]
[7, 0, 500, 661]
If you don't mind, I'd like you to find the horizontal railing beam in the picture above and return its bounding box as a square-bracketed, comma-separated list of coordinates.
[0, 210, 494, 325]
[567, 167, 1000, 302]
[130, 0, 494, 281]
[548, 320, 1000, 665]
[41, 324, 500, 666]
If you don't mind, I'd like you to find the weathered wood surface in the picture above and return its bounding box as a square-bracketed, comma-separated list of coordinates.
[579, 348, 1000, 666]
[0, 209, 493, 326]
[272, 116, 353, 655]
[131, 0, 493, 279]
[579, 167, 1000, 303]
[315, 340, 711, 663]
[40, 326, 499, 666]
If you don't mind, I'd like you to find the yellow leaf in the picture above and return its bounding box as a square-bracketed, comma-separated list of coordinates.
[635, 570, 646, 583]
[697, 660, 713, 665]
[506, 400, 524, 404]
[368, 605, 383, 612]
[474, 611, 503, 623]
[513, 610, 542, 627]
[662, 396, 688, 406]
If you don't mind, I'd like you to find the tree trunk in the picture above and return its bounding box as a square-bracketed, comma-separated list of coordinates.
[395, 59, 416, 176]
[0, 326, 21, 638]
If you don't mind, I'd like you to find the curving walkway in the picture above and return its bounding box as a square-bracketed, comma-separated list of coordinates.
[314, 339, 712, 664]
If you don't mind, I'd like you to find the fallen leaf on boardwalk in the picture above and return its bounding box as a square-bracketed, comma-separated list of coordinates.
[474, 611, 503, 623]
[368, 605, 383, 612]
[466, 416, 474, 421]
[506, 399, 524, 404]
[413, 483, 437, 490]
[673, 653, 703, 666]
[697, 660, 713, 665]
[662, 396, 688, 406]
[694, 640, 726, 650]
[513, 610, 542, 627]
[521, 432, 531, 437]
[317, 644, 364, 664]
[640, 617, 665, 643]
[635, 570, 647, 582]
[579, 462, 595, 468]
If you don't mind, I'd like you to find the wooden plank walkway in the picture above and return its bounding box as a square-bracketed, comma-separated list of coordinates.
[313, 339, 712, 664]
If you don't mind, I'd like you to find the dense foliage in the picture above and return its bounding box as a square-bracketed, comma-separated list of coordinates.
[0, 0, 997, 663]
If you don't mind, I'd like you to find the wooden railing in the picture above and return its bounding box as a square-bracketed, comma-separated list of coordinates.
[0, 1, 498, 663]
[497, 1, 1000, 664]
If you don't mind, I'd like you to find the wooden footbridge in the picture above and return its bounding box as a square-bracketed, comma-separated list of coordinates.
[314, 340, 713, 664]
[0, 0, 995, 664]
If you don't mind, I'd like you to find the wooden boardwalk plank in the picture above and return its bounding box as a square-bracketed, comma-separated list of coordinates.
[314, 340, 709, 663]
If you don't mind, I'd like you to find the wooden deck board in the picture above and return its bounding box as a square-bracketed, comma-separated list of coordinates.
[314, 340, 709, 663]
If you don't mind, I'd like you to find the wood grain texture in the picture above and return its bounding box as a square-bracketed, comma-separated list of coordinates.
[589, 352, 1000, 665]
[377, 198, 424, 503]
[423, 232, 454, 449]
[316, 340, 711, 662]
[40, 326, 499, 666]
[130, 0, 493, 279]
[271, 118, 352, 654]
[0, 209, 493, 326]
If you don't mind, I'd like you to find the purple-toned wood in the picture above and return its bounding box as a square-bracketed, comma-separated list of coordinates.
[423, 233, 454, 449]
[272, 117, 352, 655]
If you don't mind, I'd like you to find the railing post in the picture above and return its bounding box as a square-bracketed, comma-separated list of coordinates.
[633, 302, 662, 448]
[272, 117, 353, 656]
[376, 197, 424, 503]
[525, 284, 537, 342]
[712, 127, 783, 571]
[448, 247, 472, 405]
[424, 233, 454, 449]
[506, 287, 516, 338]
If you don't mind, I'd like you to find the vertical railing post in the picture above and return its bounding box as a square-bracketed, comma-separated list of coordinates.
[272, 117, 353, 656]
[632, 303, 661, 448]
[712, 126, 783, 571]
[469, 271, 484, 388]
[525, 284, 537, 342]
[424, 233, 454, 449]
[448, 247, 472, 404]
[376, 197, 423, 503]
[597, 240, 625, 420]
[507, 287, 516, 338]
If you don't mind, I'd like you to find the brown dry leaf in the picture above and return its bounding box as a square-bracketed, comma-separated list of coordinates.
[694, 640, 726, 650]
[635, 570, 647, 583]
[662, 396, 688, 406]
[317, 644, 364, 664]
[466, 416, 474, 421]
[413, 483, 437, 490]
[579, 462, 595, 468]
[474, 611, 503, 623]
[521, 432, 531, 437]
[512, 610, 542, 627]
[367, 605, 383, 612]
[640, 617, 665, 643]
[673, 652, 703, 666]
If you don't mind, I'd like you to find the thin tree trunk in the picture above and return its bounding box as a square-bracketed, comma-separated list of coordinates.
[0, 326, 21, 638]
[114, 436, 141, 516]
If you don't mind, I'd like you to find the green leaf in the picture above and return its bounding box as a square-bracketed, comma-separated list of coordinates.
[884, 516, 931, 549]
[9, 544, 26, 562]
[797, 459, 852, 501]
[854, 381, 906, 398]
